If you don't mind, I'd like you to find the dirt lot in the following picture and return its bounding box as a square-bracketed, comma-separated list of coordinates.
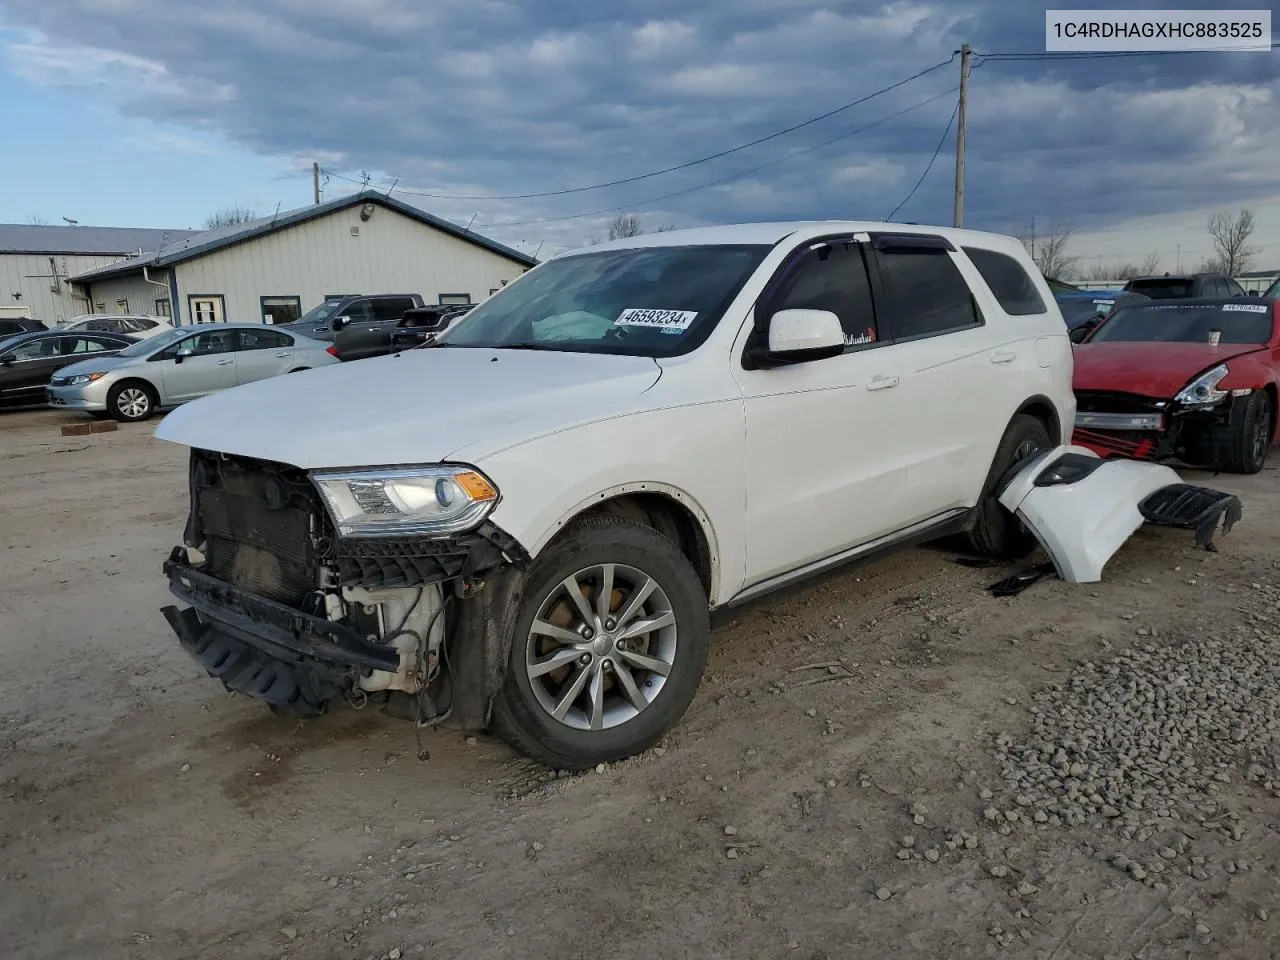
[2, 407, 1279, 960]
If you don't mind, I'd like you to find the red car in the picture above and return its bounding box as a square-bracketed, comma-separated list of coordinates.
[1071, 298, 1279, 474]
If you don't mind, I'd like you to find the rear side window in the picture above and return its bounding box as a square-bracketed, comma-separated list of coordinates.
[372, 298, 416, 322]
[1127, 278, 1194, 299]
[875, 249, 982, 339]
[962, 247, 1046, 316]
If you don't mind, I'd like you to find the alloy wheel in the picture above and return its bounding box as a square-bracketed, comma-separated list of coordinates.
[117, 388, 150, 419]
[524, 563, 677, 732]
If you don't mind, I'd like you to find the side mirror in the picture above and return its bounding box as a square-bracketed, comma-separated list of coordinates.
[0, 356, 12, 366]
[175, 347, 194, 363]
[1069, 325, 1092, 344]
[331, 315, 351, 331]
[765, 309, 846, 362]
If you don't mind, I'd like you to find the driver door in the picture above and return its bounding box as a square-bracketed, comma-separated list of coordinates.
[730, 236, 917, 587]
[158, 328, 239, 402]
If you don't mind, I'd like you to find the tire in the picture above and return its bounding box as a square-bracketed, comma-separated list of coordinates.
[1211, 392, 1272, 474]
[107, 380, 156, 422]
[966, 414, 1053, 560]
[490, 515, 710, 770]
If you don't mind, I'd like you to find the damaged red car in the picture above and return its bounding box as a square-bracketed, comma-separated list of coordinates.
[1071, 298, 1279, 473]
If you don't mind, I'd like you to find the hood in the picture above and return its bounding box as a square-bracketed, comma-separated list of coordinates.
[1073, 341, 1262, 397]
[55, 355, 133, 378]
[154, 346, 663, 469]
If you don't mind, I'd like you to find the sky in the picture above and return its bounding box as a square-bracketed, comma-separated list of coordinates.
[1, 0, 1278, 272]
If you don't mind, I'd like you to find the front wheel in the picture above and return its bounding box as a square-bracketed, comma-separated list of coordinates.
[1214, 392, 1272, 474]
[966, 414, 1052, 559]
[107, 381, 156, 422]
[491, 516, 710, 770]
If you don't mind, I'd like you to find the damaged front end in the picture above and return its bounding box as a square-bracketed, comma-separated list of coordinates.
[161, 450, 528, 728]
[998, 444, 1242, 583]
[1072, 381, 1257, 469]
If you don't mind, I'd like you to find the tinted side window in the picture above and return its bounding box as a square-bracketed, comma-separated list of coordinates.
[341, 300, 375, 323]
[875, 250, 981, 339]
[962, 247, 1046, 316]
[768, 240, 878, 349]
[372, 298, 415, 322]
[238, 328, 290, 351]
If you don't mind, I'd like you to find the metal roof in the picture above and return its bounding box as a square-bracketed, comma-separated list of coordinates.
[0, 224, 198, 256]
[70, 191, 537, 283]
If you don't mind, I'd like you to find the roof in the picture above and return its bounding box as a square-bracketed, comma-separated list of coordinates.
[556, 220, 1032, 258]
[70, 191, 537, 283]
[0, 224, 198, 256]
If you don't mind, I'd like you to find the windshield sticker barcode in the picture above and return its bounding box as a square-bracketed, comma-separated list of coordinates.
[616, 308, 698, 330]
[1222, 303, 1269, 313]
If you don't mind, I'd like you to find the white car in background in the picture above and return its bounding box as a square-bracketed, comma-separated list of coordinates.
[47, 322, 338, 422]
[53, 314, 174, 338]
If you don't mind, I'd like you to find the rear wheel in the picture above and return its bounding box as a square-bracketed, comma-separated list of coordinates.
[966, 414, 1052, 559]
[107, 381, 156, 422]
[491, 516, 710, 770]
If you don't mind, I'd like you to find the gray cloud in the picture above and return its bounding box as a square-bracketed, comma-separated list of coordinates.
[3, 0, 1279, 254]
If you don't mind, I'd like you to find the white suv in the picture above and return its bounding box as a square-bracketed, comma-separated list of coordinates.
[54, 314, 173, 338]
[157, 221, 1080, 767]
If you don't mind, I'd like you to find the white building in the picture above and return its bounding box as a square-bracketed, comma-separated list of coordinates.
[0, 223, 197, 323]
[70, 191, 537, 326]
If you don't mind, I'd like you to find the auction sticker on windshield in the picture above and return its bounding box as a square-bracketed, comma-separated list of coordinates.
[616, 308, 698, 331]
[1222, 303, 1269, 313]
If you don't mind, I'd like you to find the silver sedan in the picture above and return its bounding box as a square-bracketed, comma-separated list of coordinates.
[47, 323, 338, 422]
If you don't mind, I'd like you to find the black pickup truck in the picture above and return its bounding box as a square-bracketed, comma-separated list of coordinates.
[332, 304, 472, 362]
[276, 294, 424, 342]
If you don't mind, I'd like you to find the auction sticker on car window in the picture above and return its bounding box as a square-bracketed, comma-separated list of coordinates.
[1222, 303, 1269, 313]
[616, 308, 698, 331]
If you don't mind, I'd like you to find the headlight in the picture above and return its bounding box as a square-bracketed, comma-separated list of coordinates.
[311, 465, 499, 537]
[1174, 364, 1229, 406]
[68, 372, 106, 386]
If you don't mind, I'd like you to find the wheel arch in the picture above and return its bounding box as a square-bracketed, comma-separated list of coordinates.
[1014, 395, 1063, 445]
[537, 483, 720, 604]
[110, 376, 160, 404]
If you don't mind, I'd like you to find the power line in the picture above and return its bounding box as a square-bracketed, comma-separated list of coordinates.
[321, 56, 956, 202]
[885, 99, 960, 221]
[976, 42, 1279, 61]
[473, 85, 959, 229]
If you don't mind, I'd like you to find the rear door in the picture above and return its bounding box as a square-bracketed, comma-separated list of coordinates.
[158, 328, 239, 402]
[865, 236, 1025, 519]
[234, 327, 297, 384]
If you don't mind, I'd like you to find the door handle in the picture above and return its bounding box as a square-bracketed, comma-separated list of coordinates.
[866, 375, 900, 391]
[990, 350, 1016, 364]
[216, 359, 234, 365]
[274, 352, 292, 358]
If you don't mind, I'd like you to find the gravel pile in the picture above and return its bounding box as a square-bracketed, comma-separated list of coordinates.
[992, 626, 1280, 845]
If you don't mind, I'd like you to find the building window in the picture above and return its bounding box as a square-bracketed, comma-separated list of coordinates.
[187, 294, 226, 324]
[439, 293, 472, 305]
[115, 298, 129, 312]
[154, 298, 172, 318]
[94, 302, 106, 312]
[260, 295, 302, 325]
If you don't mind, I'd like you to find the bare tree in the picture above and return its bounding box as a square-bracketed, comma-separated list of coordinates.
[1076, 252, 1162, 283]
[203, 204, 258, 229]
[654, 223, 678, 233]
[1017, 218, 1077, 280]
[608, 212, 643, 241]
[1206, 208, 1257, 276]
[26, 214, 50, 225]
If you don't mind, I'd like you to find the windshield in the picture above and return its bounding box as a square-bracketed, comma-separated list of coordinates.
[116, 326, 187, 358]
[438, 244, 770, 356]
[1090, 303, 1274, 345]
[288, 301, 343, 327]
[1126, 278, 1194, 299]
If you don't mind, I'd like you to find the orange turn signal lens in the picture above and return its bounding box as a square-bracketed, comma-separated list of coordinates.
[454, 471, 498, 501]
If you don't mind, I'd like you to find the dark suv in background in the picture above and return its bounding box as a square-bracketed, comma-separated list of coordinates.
[277, 294, 425, 342]
[1123, 273, 1247, 299]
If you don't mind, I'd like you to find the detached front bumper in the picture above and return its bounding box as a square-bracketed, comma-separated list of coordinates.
[162, 548, 399, 714]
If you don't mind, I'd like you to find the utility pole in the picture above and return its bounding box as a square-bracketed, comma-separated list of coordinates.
[953, 43, 971, 228]
[1176, 244, 1181, 271]
[1030, 216, 1037, 265]
[313, 161, 321, 205]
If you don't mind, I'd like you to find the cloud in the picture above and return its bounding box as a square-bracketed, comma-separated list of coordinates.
[2, 0, 1279, 259]
[121, 132, 219, 155]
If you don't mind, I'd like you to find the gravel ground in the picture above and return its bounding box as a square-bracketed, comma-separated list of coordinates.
[2, 407, 1279, 960]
